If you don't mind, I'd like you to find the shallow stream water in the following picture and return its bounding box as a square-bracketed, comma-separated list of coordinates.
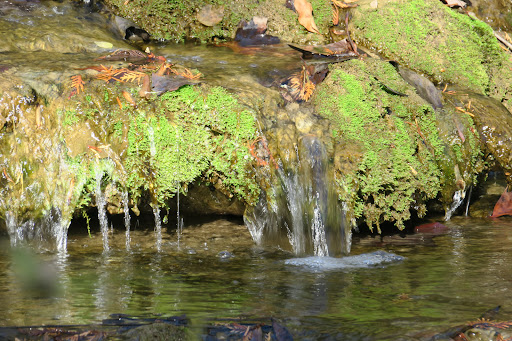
[2, 215, 512, 340]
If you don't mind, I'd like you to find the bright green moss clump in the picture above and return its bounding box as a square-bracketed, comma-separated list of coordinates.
[351, 0, 504, 94]
[124, 85, 259, 206]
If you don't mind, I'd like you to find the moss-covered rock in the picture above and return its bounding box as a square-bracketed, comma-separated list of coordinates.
[314, 58, 484, 230]
[351, 0, 512, 110]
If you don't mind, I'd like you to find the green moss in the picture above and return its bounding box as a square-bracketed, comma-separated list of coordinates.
[59, 109, 80, 128]
[352, 0, 504, 94]
[315, 58, 483, 231]
[124, 85, 259, 206]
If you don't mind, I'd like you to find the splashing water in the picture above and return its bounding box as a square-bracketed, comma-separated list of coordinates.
[48, 208, 70, 253]
[95, 171, 109, 252]
[5, 208, 70, 252]
[122, 191, 131, 250]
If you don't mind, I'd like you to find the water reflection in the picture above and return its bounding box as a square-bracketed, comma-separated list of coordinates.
[2, 217, 512, 339]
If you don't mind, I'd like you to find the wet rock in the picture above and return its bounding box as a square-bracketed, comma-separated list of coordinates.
[446, 90, 512, 183]
[235, 17, 280, 46]
[218, 250, 234, 259]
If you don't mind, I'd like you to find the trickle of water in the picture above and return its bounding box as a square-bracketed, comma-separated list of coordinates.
[48, 208, 70, 253]
[5, 212, 23, 247]
[95, 171, 109, 252]
[465, 185, 472, 216]
[280, 168, 306, 255]
[177, 188, 182, 250]
[311, 199, 328, 257]
[153, 205, 162, 251]
[445, 189, 465, 221]
[148, 126, 157, 159]
[122, 191, 131, 250]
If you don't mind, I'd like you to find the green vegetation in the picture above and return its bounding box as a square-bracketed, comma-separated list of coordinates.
[104, 0, 261, 42]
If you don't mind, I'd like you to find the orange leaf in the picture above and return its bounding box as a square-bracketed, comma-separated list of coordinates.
[491, 187, 512, 218]
[294, 0, 320, 34]
[332, 6, 339, 25]
[70, 75, 85, 96]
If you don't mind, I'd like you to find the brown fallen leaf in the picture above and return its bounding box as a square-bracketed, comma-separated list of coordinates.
[122, 91, 136, 106]
[139, 74, 151, 98]
[332, 0, 358, 9]
[491, 187, 512, 218]
[294, 0, 320, 34]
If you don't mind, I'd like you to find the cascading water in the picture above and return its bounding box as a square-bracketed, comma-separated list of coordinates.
[122, 191, 131, 250]
[95, 171, 109, 252]
[245, 135, 351, 257]
[5, 208, 70, 253]
[153, 205, 162, 252]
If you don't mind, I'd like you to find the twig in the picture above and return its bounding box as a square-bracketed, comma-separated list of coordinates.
[494, 31, 512, 52]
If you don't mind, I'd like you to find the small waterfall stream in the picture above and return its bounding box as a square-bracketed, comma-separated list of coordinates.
[122, 191, 131, 250]
[246, 135, 351, 257]
[95, 171, 109, 252]
[153, 205, 162, 252]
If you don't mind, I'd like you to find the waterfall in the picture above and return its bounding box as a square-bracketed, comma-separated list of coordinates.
[122, 191, 131, 250]
[176, 187, 182, 250]
[444, 189, 465, 221]
[153, 205, 162, 251]
[95, 171, 109, 252]
[245, 135, 351, 257]
[48, 208, 70, 253]
[5, 208, 70, 252]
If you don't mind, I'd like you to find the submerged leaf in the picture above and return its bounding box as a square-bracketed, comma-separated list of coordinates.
[272, 319, 293, 341]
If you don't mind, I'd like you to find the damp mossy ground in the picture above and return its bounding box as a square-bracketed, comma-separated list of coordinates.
[314, 58, 483, 230]
[104, 0, 262, 42]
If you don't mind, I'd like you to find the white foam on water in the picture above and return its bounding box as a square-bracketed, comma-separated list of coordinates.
[285, 251, 405, 271]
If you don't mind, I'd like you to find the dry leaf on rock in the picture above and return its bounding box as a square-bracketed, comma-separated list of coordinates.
[332, 0, 358, 9]
[294, 0, 320, 34]
[152, 74, 198, 96]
